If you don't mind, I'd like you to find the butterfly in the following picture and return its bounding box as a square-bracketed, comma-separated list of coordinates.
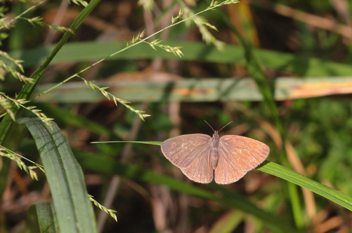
[161, 122, 270, 184]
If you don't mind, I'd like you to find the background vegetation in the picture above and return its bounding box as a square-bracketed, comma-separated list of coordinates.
[1, 0, 352, 232]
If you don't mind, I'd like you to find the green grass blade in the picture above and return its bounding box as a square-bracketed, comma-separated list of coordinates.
[91, 140, 161, 146]
[19, 118, 97, 233]
[258, 161, 352, 211]
[35, 203, 58, 233]
[90, 141, 352, 211]
[28, 202, 58, 233]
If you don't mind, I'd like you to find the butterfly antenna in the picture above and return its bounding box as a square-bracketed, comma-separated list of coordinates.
[204, 120, 215, 132]
[218, 121, 233, 133]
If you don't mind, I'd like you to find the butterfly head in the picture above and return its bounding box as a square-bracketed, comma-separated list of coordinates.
[204, 120, 233, 138]
[212, 131, 220, 139]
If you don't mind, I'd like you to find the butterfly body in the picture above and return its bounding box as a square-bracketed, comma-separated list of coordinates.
[210, 131, 220, 169]
[161, 132, 270, 185]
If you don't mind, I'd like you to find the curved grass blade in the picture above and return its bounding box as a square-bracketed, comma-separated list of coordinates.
[91, 140, 352, 211]
[19, 118, 97, 233]
[258, 161, 352, 211]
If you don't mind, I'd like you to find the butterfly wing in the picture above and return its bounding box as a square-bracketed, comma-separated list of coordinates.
[180, 144, 213, 183]
[214, 135, 270, 184]
[161, 134, 213, 183]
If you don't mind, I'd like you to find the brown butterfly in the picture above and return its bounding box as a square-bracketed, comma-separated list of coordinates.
[161, 122, 270, 184]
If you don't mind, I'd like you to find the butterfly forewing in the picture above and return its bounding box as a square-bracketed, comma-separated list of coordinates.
[214, 135, 270, 184]
[161, 134, 211, 169]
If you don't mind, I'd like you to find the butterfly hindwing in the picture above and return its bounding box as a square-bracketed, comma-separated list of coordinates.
[180, 143, 213, 183]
